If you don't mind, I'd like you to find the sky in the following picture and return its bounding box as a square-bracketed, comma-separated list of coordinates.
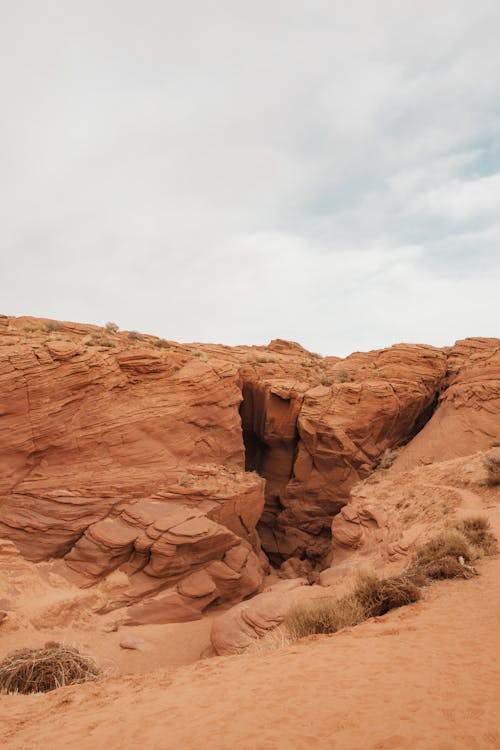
[1, 1, 499, 356]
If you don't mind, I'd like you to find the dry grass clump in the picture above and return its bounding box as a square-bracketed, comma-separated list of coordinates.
[83, 332, 116, 348]
[410, 517, 498, 581]
[484, 451, 500, 486]
[453, 516, 498, 556]
[153, 339, 170, 349]
[282, 516, 497, 644]
[378, 447, 400, 470]
[285, 573, 420, 640]
[0, 644, 101, 694]
[410, 528, 474, 581]
[353, 573, 421, 617]
[285, 594, 365, 639]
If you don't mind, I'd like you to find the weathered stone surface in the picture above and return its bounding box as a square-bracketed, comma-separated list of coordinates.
[1, 316, 498, 623]
[393, 338, 500, 470]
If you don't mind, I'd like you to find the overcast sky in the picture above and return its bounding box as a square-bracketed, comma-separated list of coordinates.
[1, 1, 499, 356]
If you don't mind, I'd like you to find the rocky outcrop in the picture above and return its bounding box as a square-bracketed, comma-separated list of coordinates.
[393, 338, 500, 471]
[241, 343, 447, 562]
[1, 315, 499, 623]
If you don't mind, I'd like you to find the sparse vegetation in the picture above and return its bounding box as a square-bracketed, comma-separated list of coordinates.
[153, 339, 170, 349]
[408, 517, 497, 581]
[179, 473, 195, 488]
[484, 451, 500, 486]
[378, 447, 400, 469]
[0, 644, 101, 694]
[453, 516, 498, 556]
[83, 332, 116, 348]
[128, 331, 146, 341]
[105, 321, 119, 333]
[285, 593, 365, 639]
[335, 369, 352, 383]
[44, 320, 61, 332]
[352, 572, 421, 617]
[285, 572, 420, 639]
[22, 324, 45, 334]
[283, 516, 497, 642]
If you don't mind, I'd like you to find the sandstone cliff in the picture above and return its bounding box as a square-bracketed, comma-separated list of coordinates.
[0, 313, 498, 622]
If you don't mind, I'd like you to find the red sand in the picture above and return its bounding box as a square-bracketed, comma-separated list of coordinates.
[2, 506, 499, 750]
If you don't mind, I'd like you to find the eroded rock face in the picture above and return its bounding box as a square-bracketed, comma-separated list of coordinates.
[0, 316, 498, 623]
[240, 343, 447, 562]
[393, 338, 500, 470]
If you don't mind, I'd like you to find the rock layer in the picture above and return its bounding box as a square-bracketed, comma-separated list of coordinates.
[0, 315, 499, 622]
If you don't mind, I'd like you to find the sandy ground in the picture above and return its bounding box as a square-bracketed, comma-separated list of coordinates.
[1, 457, 499, 750]
[2, 508, 500, 750]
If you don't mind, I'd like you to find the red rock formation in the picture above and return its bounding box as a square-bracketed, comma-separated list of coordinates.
[1, 314, 499, 623]
[393, 338, 500, 470]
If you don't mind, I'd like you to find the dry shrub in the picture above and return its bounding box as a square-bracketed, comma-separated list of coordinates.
[334, 369, 352, 383]
[154, 339, 170, 349]
[378, 448, 400, 470]
[285, 572, 419, 640]
[127, 330, 146, 341]
[105, 321, 119, 333]
[84, 332, 115, 348]
[245, 626, 293, 654]
[353, 572, 421, 617]
[0, 644, 101, 694]
[453, 516, 498, 556]
[44, 320, 61, 332]
[281, 517, 497, 645]
[285, 594, 365, 639]
[410, 528, 474, 581]
[484, 451, 500, 486]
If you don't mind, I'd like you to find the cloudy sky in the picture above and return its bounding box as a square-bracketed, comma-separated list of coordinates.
[1, 1, 499, 356]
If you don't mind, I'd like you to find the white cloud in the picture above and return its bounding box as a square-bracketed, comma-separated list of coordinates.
[0, 1, 499, 356]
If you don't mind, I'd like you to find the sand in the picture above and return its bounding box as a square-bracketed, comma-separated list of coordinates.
[2, 508, 500, 749]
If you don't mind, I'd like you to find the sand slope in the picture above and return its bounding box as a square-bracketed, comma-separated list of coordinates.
[2, 509, 500, 749]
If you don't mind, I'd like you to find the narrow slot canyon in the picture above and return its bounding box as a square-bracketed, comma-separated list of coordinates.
[239, 380, 331, 569]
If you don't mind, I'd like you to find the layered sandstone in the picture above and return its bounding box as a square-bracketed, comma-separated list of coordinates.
[0, 314, 499, 623]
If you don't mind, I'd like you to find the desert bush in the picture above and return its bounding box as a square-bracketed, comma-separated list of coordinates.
[84, 332, 115, 348]
[127, 330, 146, 341]
[105, 321, 119, 333]
[44, 320, 61, 332]
[484, 451, 500, 486]
[154, 339, 170, 349]
[335, 369, 352, 383]
[22, 324, 45, 334]
[353, 572, 421, 617]
[453, 516, 498, 556]
[410, 528, 475, 581]
[284, 571, 420, 640]
[285, 594, 365, 639]
[0, 644, 101, 694]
